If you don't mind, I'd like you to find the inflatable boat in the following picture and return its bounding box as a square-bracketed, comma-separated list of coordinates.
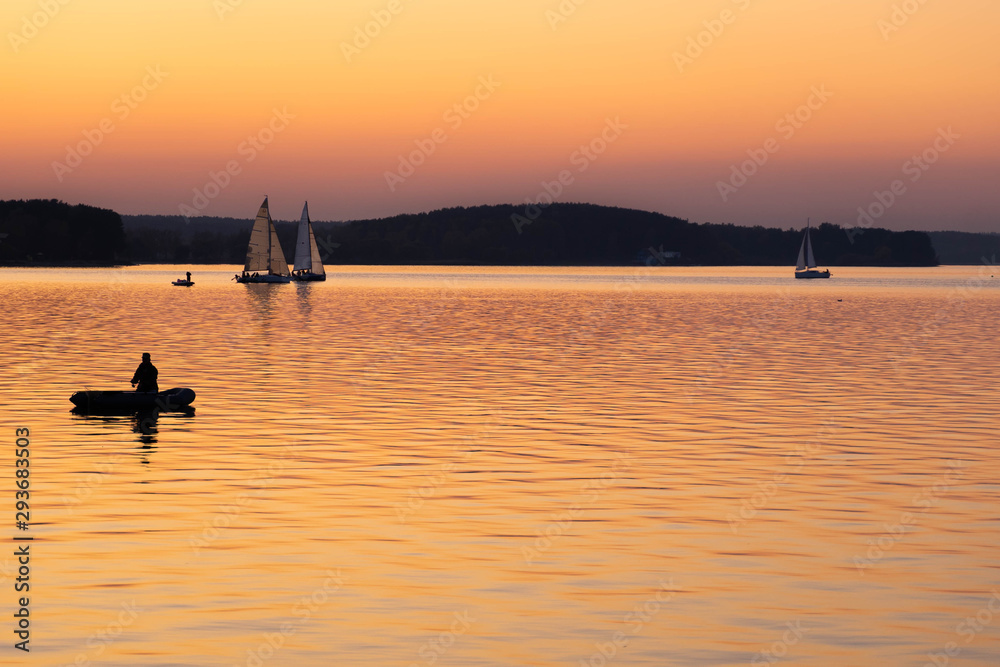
[70, 387, 196, 411]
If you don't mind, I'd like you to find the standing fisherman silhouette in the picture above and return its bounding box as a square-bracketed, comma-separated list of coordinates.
[131, 353, 159, 393]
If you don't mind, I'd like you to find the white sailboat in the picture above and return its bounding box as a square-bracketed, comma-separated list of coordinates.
[795, 219, 831, 279]
[236, 197, 291, 283]
[291, 202, 326, 282]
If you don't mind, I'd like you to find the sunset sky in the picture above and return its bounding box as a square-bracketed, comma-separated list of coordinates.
[2, 0, 998, 231]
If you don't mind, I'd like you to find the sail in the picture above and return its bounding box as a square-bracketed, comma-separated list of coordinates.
[308, 217, 325, 276]
[796, 234, 807, 270]
[244, 198, 272, 272]
[267, 216, 290, 276]
[293, 202, 312, 273]
[805, 227, 817, 268]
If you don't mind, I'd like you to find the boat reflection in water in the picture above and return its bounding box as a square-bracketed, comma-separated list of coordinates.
[70, 405, 195, 452]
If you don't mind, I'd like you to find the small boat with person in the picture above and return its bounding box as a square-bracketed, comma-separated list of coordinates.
[291, 202, 327, 282]
[71, 353, 196, 413]
[172, 271, 194, 286]
[70, 387, 196, 412]
[236, 197, 292, 283]
[795, 219, 831, 279]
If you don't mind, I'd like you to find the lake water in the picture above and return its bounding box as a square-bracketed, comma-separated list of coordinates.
[0, 265, 997, 666]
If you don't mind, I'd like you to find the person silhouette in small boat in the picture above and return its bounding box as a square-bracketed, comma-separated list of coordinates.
[186, 271, 192, 282]
[131, 353, 159, 393]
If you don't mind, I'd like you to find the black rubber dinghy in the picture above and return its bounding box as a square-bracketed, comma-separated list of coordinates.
[70, 387, 196, 411]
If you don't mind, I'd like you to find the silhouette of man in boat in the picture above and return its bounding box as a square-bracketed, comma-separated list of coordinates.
[131, 353, 159, 393]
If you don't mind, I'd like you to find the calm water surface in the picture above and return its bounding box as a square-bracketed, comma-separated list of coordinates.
[0, 265, 997, 666]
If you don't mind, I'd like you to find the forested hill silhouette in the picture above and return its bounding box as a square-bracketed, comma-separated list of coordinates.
[925, 231, 1000, 265]
[2, 199, 945, 266]
[0, 199, 124, 265]
[123, 203, 939, 266]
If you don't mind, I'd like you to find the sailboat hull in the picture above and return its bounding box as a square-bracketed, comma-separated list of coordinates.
[795, 270, 831, 279]
[236, 274, 291, 284]
[292, 273, 326, 282]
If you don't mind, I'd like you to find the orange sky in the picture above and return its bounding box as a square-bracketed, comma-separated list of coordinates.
[2, 0, 998, 231]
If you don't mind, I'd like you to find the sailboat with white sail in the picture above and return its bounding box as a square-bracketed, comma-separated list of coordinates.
[795, 219, 831, 279]
[291, 202, 326, 282]
[236, 197, 292, 283]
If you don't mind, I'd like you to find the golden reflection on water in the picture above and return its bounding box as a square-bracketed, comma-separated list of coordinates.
[0, 265, 997, 665]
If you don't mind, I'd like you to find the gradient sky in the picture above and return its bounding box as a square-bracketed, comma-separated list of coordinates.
[2, 0, 998, 231]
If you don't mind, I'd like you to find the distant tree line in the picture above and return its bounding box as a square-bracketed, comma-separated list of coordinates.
[925, 231, 1000, 266]
[0, 199, 955, 267]
[122, 203, 940, 267]
[0, 199, 124, 265]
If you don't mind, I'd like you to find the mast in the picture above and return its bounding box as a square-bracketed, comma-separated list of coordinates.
[265, 198, 272, 269]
